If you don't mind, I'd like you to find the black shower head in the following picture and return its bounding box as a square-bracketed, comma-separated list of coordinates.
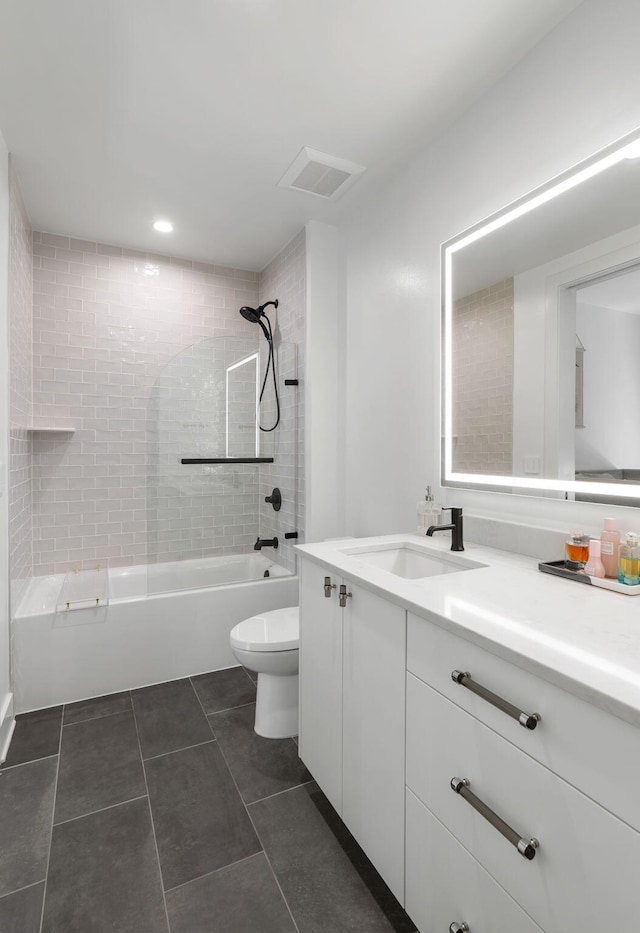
[239, 299, 278, 323]
[239, 305, 262, 324]
[238, 299, 278, 339]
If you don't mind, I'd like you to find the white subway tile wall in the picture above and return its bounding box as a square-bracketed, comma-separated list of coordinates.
[8, 161, 33, 614]
[258, 229, 306, 573]
[31, 233, 270, 575]
[452, 278, 514, 475]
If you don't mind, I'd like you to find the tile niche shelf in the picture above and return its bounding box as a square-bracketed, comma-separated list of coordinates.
[24, 424, 76, 433]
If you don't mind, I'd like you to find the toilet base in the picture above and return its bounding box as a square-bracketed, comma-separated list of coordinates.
[255, 672, 299, 738]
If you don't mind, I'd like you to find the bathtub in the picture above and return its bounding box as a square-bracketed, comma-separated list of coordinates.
[12, 554, 298, 713]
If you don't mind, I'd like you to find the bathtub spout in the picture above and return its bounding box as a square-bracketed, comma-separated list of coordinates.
[254, 536, 279, 550]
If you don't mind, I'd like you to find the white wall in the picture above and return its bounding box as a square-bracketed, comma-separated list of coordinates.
[337, 0, 640, 542]
[305, 221, 344, 542]
[0, 132, 14, 759]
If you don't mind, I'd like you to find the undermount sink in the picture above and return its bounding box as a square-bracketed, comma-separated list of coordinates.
[339, 542, 486, 580]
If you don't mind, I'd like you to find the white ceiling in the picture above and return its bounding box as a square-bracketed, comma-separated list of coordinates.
[0, 0, 582, 270]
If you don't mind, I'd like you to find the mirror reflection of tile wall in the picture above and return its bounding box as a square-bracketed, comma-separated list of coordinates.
[452, 277, 514, 476]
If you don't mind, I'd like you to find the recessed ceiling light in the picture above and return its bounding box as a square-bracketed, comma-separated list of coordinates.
[153, 220, 174, 233]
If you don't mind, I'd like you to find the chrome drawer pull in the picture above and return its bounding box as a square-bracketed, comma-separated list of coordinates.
[449, 924, 470, 933]
[324, 576, 336, 597]
[339, 584, 352, 608]
[451, 777, 539, 860]
[451, 670, 541, 730]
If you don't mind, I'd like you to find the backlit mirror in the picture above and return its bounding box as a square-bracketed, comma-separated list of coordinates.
[442, 129, 640, 503]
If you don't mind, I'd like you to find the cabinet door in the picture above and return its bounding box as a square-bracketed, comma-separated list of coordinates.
[298, 558, 343, 813]
[343, 582, 406, 904]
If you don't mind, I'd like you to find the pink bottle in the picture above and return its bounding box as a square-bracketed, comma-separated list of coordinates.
[600, 517, 620, 578]
[585, 539, 605, 578]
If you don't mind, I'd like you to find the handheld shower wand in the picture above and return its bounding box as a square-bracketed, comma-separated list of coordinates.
[238, 299, 280, 432]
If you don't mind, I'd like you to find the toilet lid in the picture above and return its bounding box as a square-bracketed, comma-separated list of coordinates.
[230, 606, 299, 652]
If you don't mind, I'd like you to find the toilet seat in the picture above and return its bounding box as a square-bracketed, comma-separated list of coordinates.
[230, 606, 299, 653]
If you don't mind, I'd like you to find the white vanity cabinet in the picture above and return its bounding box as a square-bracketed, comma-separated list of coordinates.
[296, 534, 640, 933]
[406, 612, 640, 933]
[298, 557, 406, 903]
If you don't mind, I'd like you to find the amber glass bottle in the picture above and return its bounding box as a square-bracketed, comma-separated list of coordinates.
[565, 530, 589, 569]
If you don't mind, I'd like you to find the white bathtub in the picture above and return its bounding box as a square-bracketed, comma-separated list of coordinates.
[12, 554, 298, 713]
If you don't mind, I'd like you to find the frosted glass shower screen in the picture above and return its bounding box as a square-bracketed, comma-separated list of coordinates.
[145, 335, 297, 592]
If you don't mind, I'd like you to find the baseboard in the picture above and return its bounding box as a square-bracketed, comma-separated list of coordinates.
[0, 691, 15, 764]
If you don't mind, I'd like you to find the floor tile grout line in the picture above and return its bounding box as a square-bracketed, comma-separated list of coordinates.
[62, 704, 133, 728]
[188, 672, 257, 719]
[205, 699, 257, 717]
[163, 851, 265, 895]
[0, 752, 58, 773]
[247, 778, 315, 808]
[0, 877, 46, 902]
[38, 710, 64, 933]
[211, 731, 301, 933]
[241, 666, 257, 688]
[190, 681, 232, 745]
[130, 701, 173, 933]
[52, 794, 149, 828]
[143, 738, 216, 763]
[242, 784, 302, 933]
[160, 670, 300, 926]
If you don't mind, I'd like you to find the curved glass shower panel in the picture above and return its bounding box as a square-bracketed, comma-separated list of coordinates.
[146, 335, 296, 594]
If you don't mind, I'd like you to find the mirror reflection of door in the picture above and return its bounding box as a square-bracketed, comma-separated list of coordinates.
[573, 264, 640, 484]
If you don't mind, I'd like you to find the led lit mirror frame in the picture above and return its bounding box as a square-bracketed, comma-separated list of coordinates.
[442, 127, 640, 503]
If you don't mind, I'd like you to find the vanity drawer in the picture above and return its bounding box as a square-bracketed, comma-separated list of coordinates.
[406, 789, 543, 933]
[406, 674, 640, 933]
[407, 611, 640, 830]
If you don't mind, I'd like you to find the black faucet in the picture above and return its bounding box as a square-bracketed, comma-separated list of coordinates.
[426, 507, 464, 551]
[254, 536, 278, 550]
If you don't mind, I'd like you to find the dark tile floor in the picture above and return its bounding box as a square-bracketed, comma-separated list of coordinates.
[0, 666, 417, 933]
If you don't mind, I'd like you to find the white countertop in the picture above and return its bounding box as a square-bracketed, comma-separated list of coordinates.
[296, 533, 640, 728]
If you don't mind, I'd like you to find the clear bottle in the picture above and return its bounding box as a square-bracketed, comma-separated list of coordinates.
[565, 530, 590, 570]
[600, 517, 620, 578]
[417, 486, 441, 533]
[618, 532, 640, 585]
[584, 539, 605, 578]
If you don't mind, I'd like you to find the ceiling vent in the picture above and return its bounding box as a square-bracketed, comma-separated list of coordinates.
[278, 147, 366, 201]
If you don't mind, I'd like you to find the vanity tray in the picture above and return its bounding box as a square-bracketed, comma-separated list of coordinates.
[538, 559, 640, 595]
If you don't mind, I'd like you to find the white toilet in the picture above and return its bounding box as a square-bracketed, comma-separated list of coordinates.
[230, 606, 299, 739]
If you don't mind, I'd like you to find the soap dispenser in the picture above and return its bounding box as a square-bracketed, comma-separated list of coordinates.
[417, 486, 440, 533]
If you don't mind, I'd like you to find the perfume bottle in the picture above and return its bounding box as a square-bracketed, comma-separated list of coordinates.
[618, 532, 640, 585]
[565, 530, 590, 570]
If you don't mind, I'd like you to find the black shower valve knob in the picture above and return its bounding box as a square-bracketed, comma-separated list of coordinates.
[265, 488, 282, 511]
